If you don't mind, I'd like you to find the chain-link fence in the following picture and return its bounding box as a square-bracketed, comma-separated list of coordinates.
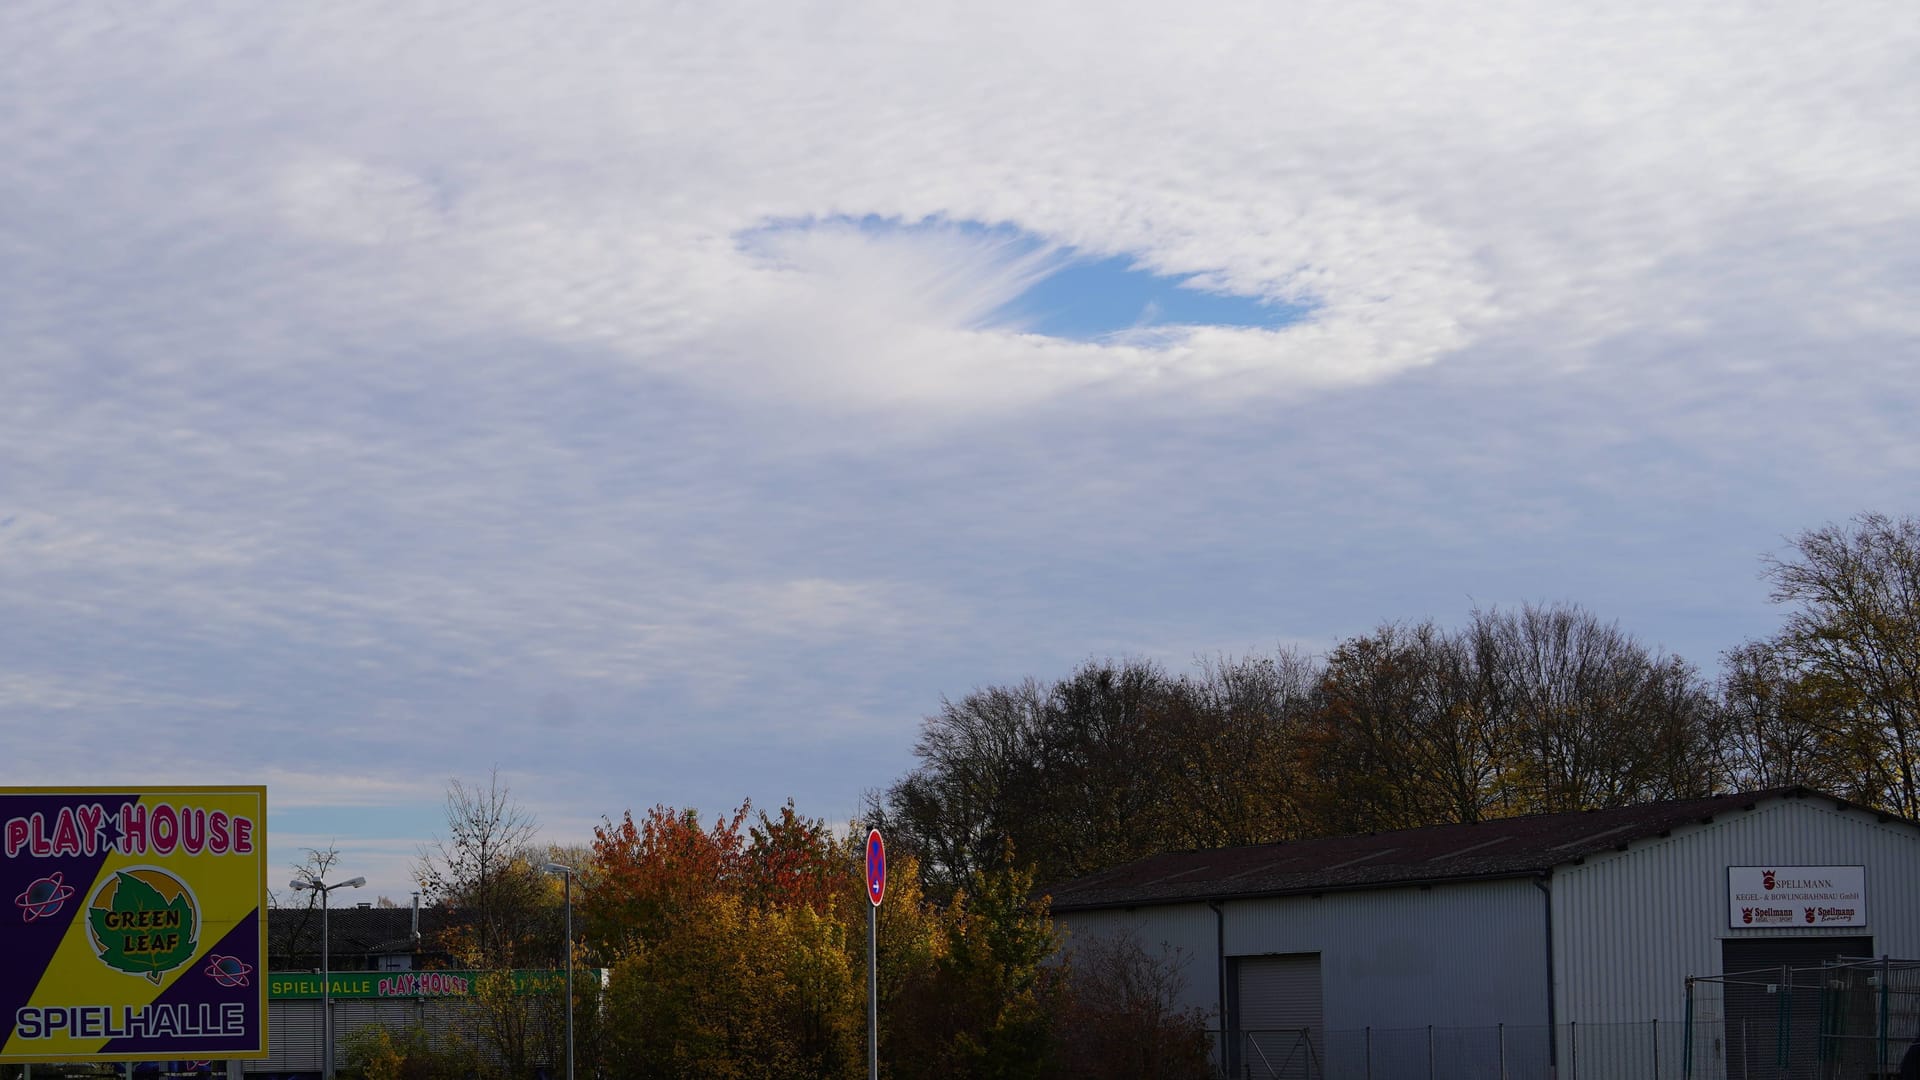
[1209, 1020, 1679, 1079]
[1684, 957, 1920, 1080]
[1199, 960, 1920, 1079]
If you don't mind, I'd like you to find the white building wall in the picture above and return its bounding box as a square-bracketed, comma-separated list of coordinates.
[1553, 797, 1920, 1025]
[1058, 877, 1550, 1030]
[1057, 795, 1920, 1080]
[1055, 904, 1223, 1021]
[1550, 797, 1920, 1080]
[1223, 878, 1549, 1031]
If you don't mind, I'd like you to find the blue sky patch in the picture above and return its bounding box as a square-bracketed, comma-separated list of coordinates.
[1003, 252, 1304, 339]
[743, 215, 1308, 341]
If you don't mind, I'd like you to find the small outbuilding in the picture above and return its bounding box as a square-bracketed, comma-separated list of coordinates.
[1048, 787, 1920, 1079]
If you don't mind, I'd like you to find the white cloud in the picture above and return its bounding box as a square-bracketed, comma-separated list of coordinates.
[0, 0, 1915, 848]
[11, 1, 1908, 419]
[0, 672, 238, 713]
[259, 771, 443, 811]
[275, 153, 448, 248]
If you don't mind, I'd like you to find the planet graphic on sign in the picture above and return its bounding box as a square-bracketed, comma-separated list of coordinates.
[15, 871, 76, 922]
[204, 953, 254, 987]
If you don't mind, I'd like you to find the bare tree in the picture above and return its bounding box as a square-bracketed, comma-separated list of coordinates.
[875, 606, 1727, 896]
[1309, 621, 1500, 831]
[870, 679, 1053, 897]
[1754, 513, 1920, 814]
[1470, 603, 1721, 812]
[278, 844, 343, 970]
[1719, 639, 1858, 793]
[1042, 659, 1181, 880]
[873, 653, 1323, 895]
[1304, 607, 1720, 827]
[415, 770, 546, 965]
[1162, 650, 1320, 848]
[414, 772, 560, 1079]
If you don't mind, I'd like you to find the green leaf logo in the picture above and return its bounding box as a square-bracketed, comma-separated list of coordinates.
[87, 868, 200, 984]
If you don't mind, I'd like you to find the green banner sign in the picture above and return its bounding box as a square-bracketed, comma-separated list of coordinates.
[268, 969, 580, 1000]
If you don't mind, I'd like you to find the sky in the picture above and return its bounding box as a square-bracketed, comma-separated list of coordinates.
[3, 1, 1917, 902]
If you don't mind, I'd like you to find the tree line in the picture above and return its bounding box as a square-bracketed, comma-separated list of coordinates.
[869, 512, 1920, 895]
[382, 775, 1210, 1080]
[342, 511, 1915, 1080]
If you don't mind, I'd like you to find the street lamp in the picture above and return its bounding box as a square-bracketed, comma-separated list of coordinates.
[541, 863, 575, 1080]
[289, 874, 364, 1080]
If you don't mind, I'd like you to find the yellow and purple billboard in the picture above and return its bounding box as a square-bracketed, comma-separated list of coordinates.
[1, 787, 267, 1062]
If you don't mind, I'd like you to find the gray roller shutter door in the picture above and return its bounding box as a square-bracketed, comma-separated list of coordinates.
[257, 1000, 322, 1073]
[247, 998, 423, 1074]
[1236, 953, 1323, 1079]
[333, 1000, 416, 1070]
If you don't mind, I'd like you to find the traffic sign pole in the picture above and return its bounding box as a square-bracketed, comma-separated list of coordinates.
[865, 828, 885, 1080]
[868, 900, 879, 1080]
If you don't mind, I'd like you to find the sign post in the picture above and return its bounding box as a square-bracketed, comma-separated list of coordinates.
[865, 828, 885, 1080]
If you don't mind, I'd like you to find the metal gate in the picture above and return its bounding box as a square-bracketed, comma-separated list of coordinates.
[1684, 952, 1920, 1080]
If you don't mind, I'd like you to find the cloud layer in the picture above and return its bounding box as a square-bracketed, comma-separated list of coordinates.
[3, 0, 1916, 897]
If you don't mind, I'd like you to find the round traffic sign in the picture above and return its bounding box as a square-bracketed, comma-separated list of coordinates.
[865, 828, 886, 907]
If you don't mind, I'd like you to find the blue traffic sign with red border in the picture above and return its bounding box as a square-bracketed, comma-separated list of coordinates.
[865, 829, 886, 907]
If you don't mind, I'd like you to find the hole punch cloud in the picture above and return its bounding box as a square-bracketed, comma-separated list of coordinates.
[713, 212, 1462, 412]
[739, 215, 1311, 342]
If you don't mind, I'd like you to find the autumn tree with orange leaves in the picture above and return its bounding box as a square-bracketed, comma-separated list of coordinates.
[585, 801, 866, 1079]
[569, 799, 1162, 1080]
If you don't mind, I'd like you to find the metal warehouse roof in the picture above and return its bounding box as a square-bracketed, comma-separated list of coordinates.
[1048, 787, 1899, 912]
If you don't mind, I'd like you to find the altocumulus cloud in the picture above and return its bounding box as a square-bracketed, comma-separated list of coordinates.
[1, 0, 1917, 897]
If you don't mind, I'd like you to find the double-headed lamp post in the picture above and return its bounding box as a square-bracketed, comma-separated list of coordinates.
[289, 875, 364, 1080]
[540, 863, 575, 1080]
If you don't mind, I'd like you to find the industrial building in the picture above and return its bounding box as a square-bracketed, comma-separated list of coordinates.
[1048, 787, 1920, 1078]
[258, 905, 570, 1079]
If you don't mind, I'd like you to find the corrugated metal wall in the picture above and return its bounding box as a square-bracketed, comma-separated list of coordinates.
[243, 996, 518, 1074]
[1552, 797, 1920, 1079]
[249, 999, 421, 1073]
[1055, 904, 1222, 1021]
[1554, 797, 1920, 1025]
[1059, 877, 1549, 1030]
[1059, 797, 1920, 1079]
[1225, 877, 1549, 1031]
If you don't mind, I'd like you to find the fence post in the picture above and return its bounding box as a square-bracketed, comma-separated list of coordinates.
[1499, 1022, 1507, 1080]
[1428, 1024, 1435, 1080]
[1682, 979, 1695, 1080]
[1882, 955, 1892, 1078]
[1365, 1026, 1372, 1080]
[1652, 1017, 1659, 1080]
[1570, 1020, 1578, 1080]
[1778, 964, 1792, 1071]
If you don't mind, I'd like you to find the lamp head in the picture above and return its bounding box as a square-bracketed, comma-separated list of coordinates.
[290, 880, 313, 891]
[340, 876, 366, 889]
[541, 863, 571, 876]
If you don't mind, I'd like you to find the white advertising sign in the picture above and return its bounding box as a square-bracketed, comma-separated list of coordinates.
[1728, 866, 1866, 928]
